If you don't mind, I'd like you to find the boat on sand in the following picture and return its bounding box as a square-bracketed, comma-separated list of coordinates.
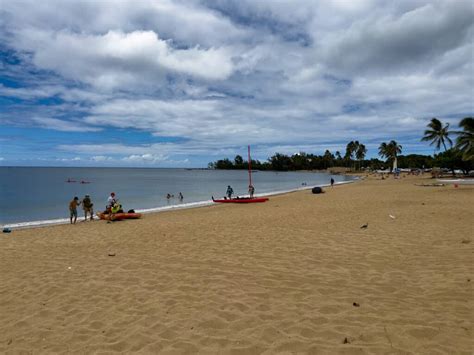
[212, 196, 269, 203]
[213, 146, 269, 204]
[97, 212, 142, 221]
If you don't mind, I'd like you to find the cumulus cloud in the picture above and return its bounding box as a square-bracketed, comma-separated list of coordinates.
[0, 0, 473, 165]
[319, 1, 474, 75]
[122, 153, 168, 163]
[1, 0, 245, 45]
[12, 30, 234, 89]
[91, 155, 114, 162]
[56, 156, 81, 162]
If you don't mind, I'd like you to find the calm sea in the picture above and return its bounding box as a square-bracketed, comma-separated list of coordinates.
[0, 167, 354, 227]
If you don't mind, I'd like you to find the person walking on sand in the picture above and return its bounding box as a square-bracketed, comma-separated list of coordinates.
[82, 194, 94, 221]
[226, 185, 234, 199]
[248, 184, 255, 198]
[330, 178, 335, 187]
[69, 196, 81, 224]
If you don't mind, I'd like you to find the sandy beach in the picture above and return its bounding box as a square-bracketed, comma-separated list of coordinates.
[1, 175, 472, 354]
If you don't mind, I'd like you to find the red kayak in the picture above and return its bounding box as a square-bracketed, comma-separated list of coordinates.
[97, 212, 142, 221]
[212, 197, 269, 203]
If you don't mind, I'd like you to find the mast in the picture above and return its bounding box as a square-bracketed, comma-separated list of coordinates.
[248, 145, 252, 187]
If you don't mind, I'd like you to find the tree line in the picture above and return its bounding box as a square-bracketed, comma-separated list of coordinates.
[208, 117, 473, 173]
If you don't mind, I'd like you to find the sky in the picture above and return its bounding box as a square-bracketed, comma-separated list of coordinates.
[0, 0, 473, 167]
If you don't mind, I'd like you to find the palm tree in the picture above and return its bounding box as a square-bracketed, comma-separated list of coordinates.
[379, 140, 402, 171]
[388, 140, 402, 170]
[345, 141, 359, 170]
[378, 142, 388, 160]
[355, 143, 367, 170]
[421, 118, 453, 152]
[455, 117, 473, 161]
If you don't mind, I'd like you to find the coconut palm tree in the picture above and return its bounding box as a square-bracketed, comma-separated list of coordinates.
[379, 140, 402, 171]
[355, 143, 367, 170]
[345, 141, 359, 169]
[388, 140, 402, 170]
[421, 118, 453, 152]
[378, 142, 388, 159]
[455, 117, 473, 161]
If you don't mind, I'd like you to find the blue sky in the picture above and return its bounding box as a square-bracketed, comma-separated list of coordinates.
[0, 0, 473, 167]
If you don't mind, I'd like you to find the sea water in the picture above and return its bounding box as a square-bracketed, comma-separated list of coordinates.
[0, 167, 355, 227]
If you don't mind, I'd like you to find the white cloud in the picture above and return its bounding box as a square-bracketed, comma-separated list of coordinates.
[91, 155, 114, 162]
[1, 0, 473, 164]
[56, 156, 82, 162]
[30, 117, 102, 132]
[319, 2, 473, 76]
[122, 153, 168, 163]
[13, 30, 234, 90]
[0, 84, 63, 99]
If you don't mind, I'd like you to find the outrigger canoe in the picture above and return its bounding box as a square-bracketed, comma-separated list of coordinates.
[97, 212, 142, 221]
[212, 196, 269, 203]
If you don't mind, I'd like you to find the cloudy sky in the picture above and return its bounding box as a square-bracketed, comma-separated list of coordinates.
[0, 0, 472, 167]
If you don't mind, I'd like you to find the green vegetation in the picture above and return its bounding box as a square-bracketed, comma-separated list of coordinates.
[378, 140, 402, 170]
[209, 117, 473, 173]
[455, 117, 474, 161]
[421, 118, 453, 152]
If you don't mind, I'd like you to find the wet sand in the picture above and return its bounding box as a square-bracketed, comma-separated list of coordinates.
[1, 175, 472, 354]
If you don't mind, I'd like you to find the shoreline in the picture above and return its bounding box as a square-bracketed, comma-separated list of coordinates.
[1, 180, 357, 230]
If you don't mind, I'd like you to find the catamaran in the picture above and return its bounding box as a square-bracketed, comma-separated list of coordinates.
[212, 146, 269, 203]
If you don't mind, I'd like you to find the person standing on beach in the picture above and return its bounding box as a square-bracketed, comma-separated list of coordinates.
[82, 194, 94, 221]
[69, 197, 81, 224]
[226, 185, 234, 199]
[248, 185, 255, 198]
[330, 178, 335, 187]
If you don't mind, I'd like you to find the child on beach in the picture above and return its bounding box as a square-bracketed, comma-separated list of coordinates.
[69, 197, 81, 224]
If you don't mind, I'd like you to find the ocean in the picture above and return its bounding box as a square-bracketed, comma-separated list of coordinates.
[0, 167, 355, 227]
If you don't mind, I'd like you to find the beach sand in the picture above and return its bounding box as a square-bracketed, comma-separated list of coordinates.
[1, 175, 472, 354]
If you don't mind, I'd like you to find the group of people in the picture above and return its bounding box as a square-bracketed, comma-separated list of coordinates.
[225, 184, 255, 199]
[69, 179, 337, 223]
[166, 192, 184, 200]
[224, 179, 335, 201]
[68, 194, 94, 224]
[69, 192, 124, 224]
